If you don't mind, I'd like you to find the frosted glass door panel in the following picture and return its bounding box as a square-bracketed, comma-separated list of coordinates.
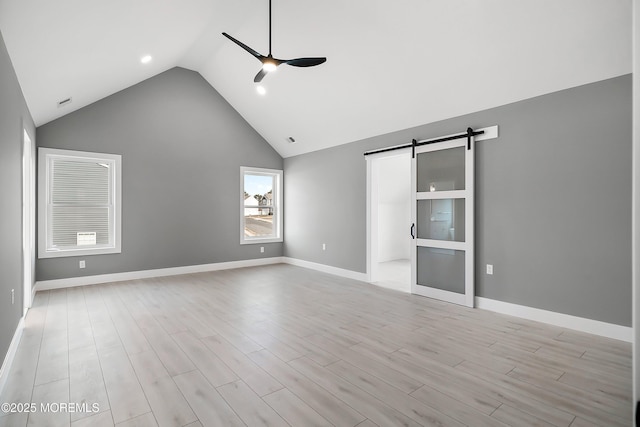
[417, 247, 465, 294]
[417, 147, 465, 192]
[417, 199, 465, 241]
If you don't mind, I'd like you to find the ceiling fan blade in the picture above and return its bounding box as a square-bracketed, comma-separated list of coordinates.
[222, 32, 265, 61]
[284, 57, 327, 67]
[223, 0, 327, 83]
[254, 68, 268, 83]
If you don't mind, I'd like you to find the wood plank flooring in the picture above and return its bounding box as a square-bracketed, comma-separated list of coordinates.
[0, 264, 632, 426]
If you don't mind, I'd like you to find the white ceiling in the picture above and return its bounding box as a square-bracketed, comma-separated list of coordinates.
[0, 0, 631, 158]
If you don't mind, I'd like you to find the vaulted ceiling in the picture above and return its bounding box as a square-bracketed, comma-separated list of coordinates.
[0, 0, 631, 157]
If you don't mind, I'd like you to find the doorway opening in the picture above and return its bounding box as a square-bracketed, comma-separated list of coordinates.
[367, 151, 411, 292]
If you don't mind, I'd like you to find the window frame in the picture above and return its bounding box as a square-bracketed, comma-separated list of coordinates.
[240, 166, 283, 245]
[38, 147, 122, 258]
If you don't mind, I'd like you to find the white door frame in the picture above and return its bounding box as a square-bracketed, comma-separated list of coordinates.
[366, 148, 412, 283]
[22, 129, 35, 314]
[367, 126, 497, 289]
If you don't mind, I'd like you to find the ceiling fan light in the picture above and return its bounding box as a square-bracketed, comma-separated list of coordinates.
[262, 62, 277, 72]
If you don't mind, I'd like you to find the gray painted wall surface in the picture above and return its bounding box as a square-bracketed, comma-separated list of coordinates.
[37, 67, 282, 281]
[284, 74, 632, 326]
[0, 31, 35, 365]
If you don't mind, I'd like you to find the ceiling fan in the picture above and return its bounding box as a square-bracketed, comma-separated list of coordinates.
[222, 0, 327, 83]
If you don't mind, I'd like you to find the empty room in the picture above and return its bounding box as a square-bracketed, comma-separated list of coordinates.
[1, 0, 639, 426]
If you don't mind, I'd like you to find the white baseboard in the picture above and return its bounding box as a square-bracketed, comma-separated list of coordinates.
[34, 257, 285, 292]
[282, 257, 368, 282]
[475, 297, 632, 342]
[0, 317, 25, 397]
[33, 256, 367, 292]
[34, 259, 628, 342]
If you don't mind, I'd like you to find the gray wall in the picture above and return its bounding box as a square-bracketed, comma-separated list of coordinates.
[37, 67, 283, 281]
[284, 74, 632, 327]
[0, 31, 36, 366]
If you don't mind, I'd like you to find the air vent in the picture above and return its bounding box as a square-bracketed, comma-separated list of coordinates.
[287, 136, 296, 144]
[57, 97, 72, 108]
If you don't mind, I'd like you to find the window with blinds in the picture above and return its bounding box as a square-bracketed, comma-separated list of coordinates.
[38, 148, 122, 258]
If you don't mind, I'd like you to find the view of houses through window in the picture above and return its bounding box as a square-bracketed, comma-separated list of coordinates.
[244, 177, 274, 237]
[241, 167, 282, 243]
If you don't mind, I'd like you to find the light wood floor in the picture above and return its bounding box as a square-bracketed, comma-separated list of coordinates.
[0, 264, 631, 427]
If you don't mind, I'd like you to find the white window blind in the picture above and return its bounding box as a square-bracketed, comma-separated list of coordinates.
[38, 148, 122, 258]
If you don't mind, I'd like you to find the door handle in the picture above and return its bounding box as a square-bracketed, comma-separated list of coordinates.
[410, 223, 415, 239]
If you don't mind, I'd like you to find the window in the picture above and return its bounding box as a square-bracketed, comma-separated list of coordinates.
[241, 166, 282, 244]
[38, 148, 121, 258]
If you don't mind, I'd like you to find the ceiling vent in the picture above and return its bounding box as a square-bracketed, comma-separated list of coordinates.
[57, 97, 72, 108]
[287, 136, 296, 144]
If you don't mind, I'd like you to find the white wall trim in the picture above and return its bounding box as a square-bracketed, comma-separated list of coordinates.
[34, 257, 285, 292]
[34, 256, 368, 292]
[0, 317, 25, 397]
[282, 257, 368, 282]
[33, 257, 629, 343]
[475, 297, 632, 343]
[366, 154, 377, 283]
[632, 0, 639, 407]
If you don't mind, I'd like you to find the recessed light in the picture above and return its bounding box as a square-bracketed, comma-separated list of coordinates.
[140, 55, 152, 64]
[256, 85, 267, 95]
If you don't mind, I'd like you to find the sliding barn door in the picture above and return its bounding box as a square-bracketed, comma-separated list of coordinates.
[411, 136, 474, 307]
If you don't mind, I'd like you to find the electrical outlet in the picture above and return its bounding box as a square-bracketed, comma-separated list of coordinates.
[79, 260, 86, 269]
[322, 243, 326, 251]
[486, 264, 493, 275]
[260, 246, 264, 253]
[11, 289, 15, 305]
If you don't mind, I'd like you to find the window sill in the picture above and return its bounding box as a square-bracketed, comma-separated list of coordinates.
[38, 246, 121, 259]
[240, 237, 283, 245]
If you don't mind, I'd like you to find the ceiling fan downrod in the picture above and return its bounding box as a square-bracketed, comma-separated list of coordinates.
[222, 0, 326, 83]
